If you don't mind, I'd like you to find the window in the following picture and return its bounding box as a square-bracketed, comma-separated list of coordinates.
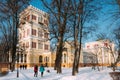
[45, 56, 49, 62]
[27, 29, 30, 36]
[23, 43, 25, 47]
[47, 57, 49, 62]
[21, 54, 23, 62]
[24, 54, 27, 62]
[39, 56, 42, 62]
[38, 42, 43, 49]
[94, 44, 98, 48]
[38, 29, 43, 37]
[38, 16, 43, 23]
[104, 43, 108, 47]
[26, 15, 30, 21]
[32, 42, 36, 48]
[19, 33, 21, 39]
[32, 29, 36, 36]
[87, 45, 90, 48]
[17, 53, 19, 62]
[63, 48, 67, 51]
[64, 54, 66, 63]
[45, 56, 47, 62]
[23, 31, 25, 38]
[44, 57, 48, 62]
[44, 33, 48, 38]
[26, 42, 29, 48]
[44, 20, 48, 26]
[44, 44, 48, 50]
[32, 15, 36, 20]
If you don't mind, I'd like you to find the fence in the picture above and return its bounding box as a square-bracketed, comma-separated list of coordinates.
[0, 62, 9, 73]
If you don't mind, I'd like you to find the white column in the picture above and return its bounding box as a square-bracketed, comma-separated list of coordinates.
[108, 51, 111, 64]
[102, 47, 105, 64]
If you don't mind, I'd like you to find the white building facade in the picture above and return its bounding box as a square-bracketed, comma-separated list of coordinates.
[83, 40, 116, 66]
[18, 5, 51, 67]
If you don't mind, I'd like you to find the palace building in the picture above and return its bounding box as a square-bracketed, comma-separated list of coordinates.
[82, 40, 116, 66]
[18, 5, 76, 68]
[18, 5, 51, 67]
[0, 6, 118, 74]
[17, 5, 117, 68]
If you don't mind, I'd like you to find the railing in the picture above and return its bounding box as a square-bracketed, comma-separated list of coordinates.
[0, 62, 9, 73]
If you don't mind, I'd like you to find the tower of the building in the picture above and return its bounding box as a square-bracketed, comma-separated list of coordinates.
[18, 5, 51, 67]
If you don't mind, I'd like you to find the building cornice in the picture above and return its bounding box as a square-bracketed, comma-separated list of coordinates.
[19, 5, 48, 16]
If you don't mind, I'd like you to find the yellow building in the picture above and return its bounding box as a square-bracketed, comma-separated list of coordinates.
[51, 42, 83, 68]
[18, 5, 51, 67]
[59, 42, 74, 68]
[18, 5, 76, 68]
[18, 6, 115, 68]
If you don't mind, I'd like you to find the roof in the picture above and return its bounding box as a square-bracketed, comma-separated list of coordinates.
[19, 5, 48, 16]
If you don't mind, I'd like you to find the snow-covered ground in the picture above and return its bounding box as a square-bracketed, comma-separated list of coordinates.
[0, 67, 114, 80]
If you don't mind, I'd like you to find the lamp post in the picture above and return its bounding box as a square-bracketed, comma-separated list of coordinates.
[16, 44, 19, 78]
[17, 57, 19, 78]
[16, 44, 25, 78]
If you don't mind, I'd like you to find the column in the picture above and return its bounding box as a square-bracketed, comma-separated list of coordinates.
[102, 47, 105, 64]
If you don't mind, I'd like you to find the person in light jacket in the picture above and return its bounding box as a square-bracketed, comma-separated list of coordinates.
[39, 64, 45, 77]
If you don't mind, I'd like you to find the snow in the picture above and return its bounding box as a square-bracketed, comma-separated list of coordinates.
[0, 67, 114, 80]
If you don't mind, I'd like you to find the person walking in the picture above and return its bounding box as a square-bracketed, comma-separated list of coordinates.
[39, 64, 45, 77]
[34, 65, 38, 77]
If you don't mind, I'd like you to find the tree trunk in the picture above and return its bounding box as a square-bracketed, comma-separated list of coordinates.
[72, 48, 78, 75]
[11, 47, 16, 71]
[55, 36, 64, 73]
[76, 43, 82, 73]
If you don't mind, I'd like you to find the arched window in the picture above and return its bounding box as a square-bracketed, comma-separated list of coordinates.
[17, 53, 19, 62]
[21, 54, 23, 62]
[39, 56, 42, 62]
[24, 54, 27, 62]
[64, 54, 66, 63]
[46, 56, 47, 62]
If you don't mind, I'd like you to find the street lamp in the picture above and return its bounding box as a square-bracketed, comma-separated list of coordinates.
[17, 57, 19, 78]
[16, 44, 19, 78]
[16, 44, 25, 78]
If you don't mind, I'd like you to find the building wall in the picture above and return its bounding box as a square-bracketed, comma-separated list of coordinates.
[18, 5, 51, 67]
[18, 5, 75, 68]
[18, 6, 118, 68]
[83, 40, 116, 66]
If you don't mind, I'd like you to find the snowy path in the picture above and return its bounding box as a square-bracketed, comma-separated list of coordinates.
[0, 67, 113, 80]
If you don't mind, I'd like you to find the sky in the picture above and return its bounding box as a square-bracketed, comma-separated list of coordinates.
[30, 0, 120, 43]
[30, 0, 46, 11]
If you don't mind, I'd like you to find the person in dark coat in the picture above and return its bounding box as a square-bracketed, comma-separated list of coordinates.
[39, 64, 45, 77]
[34, 65, 38, 77]
[20, 65, 22, 70]
[25, 65, 27, 69]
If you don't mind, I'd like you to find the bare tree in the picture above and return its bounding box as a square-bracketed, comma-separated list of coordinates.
[71, 0, 101, 75]
[112, 27, 120, 71]
[41, 0, 101, 74]
[40, 0, 76, 73]
[96, 32, 120, 71]
[96, 0, 120, 71]
[94, 45, 100, 71]
[0, 0, 30, 71]
[108, 0, 120, 70]
[0, 17, 12, 62]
